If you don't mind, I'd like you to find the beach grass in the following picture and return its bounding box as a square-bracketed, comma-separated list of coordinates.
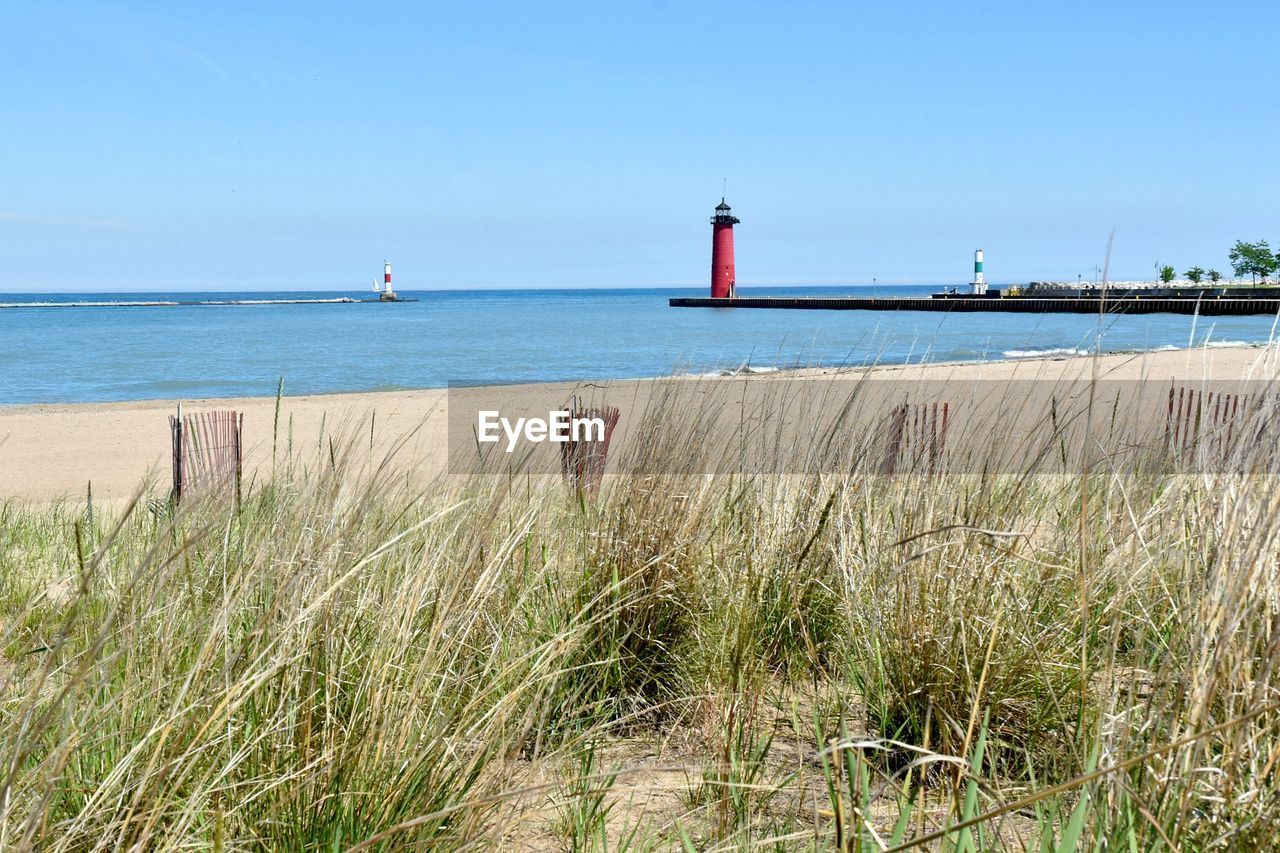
[2, 374, 1280, 850]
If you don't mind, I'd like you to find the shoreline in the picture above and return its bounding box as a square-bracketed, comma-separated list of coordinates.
[3, 339, 1273, 412]
[3, 341, 1277, 502]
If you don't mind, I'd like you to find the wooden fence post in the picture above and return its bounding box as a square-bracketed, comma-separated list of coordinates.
[235, 412, 244, 509]
[173, 402, 184, 503]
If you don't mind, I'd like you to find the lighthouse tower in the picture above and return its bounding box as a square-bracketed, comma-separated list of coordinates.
[710, 199, 740, 298]
[971, 249, 986, 295]
[380, 260, 396, 301]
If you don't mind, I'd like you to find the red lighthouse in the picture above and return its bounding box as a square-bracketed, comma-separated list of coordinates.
[710, 198, 740, 298]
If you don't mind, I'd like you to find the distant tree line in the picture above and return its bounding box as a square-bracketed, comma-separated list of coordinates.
[1180, 240, 1278, 286]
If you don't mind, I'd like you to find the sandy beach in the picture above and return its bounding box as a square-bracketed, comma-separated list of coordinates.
[3, 344, 1276, 502]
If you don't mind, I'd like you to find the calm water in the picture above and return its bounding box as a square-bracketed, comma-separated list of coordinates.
[1, 285, 1276, 404]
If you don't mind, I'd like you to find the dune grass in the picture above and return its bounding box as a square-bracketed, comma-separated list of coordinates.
[2, 375, 1280, 850]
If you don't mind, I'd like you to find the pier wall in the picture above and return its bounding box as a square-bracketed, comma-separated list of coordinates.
[669, 296, 1280, 316]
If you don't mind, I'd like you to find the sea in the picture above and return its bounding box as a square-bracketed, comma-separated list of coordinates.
[2, 285, 1276, 405]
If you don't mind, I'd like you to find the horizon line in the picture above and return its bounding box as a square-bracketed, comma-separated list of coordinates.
[0, 277, 1217, 295]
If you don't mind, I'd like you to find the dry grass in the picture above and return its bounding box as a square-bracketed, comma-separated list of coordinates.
[3, 372, 1280, 850]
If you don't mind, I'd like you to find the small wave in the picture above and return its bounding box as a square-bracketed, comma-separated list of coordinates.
[720, 365, 782, 376]
[673, 365, 784, 379]
[1203, 340, 1259, 349]
[1001, 347, 1089, 359]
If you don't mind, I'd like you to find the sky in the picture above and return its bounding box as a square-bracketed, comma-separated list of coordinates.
[1, 0, 1277, 292]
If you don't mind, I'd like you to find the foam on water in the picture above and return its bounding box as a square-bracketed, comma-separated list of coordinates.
[1001, 347, 1090, 358]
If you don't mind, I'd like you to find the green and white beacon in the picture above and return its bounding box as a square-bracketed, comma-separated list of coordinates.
[971, 249, 986, 295]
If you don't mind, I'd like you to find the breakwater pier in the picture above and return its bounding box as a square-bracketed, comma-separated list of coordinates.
[0, 296, 419, 310]
[669, 295, 1280, 316]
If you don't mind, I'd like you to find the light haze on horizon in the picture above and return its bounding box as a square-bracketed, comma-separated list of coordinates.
[2, 0, 1277, 293]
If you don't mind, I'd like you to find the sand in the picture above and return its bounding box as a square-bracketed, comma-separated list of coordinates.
[0, 390, 450, 503]
[3, 344, 1277, 502]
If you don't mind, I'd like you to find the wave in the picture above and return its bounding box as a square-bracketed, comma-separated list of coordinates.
[1001, 347, 1089, 359]
[674, 365, 785, 379]
[1001, 341, 1263, 360]
[1203, 340, 1260, 349]
[717, 365, 782, 377]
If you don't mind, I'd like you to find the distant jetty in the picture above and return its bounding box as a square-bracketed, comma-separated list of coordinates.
[669, 295, 1280, 316]
[1, 297, 418, 310]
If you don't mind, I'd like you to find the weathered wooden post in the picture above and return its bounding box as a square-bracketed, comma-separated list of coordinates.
[235, 411, 244, 508]
[560, 403, 620, 494]
[171, 402, 184, 502]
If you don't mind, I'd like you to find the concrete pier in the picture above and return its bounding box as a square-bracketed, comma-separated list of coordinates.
[669, 296, 1280, 316]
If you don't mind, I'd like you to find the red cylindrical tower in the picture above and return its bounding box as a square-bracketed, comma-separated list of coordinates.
[710, 199, 740, 298]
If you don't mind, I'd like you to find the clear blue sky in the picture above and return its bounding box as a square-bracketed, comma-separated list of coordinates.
[2, 0, 1277, 292]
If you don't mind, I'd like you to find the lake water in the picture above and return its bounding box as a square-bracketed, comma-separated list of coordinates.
[1, 286, 1276, 404]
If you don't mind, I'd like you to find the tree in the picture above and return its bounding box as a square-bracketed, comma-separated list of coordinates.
[1258, 243, 1277, 284]
[1228, 241, 1252, 282]
[1185, 266, 1205, 285]
[1160, 264, 1176, 284]
[1228, 240, 1277, 284]
[1209, 269, 1222, 284]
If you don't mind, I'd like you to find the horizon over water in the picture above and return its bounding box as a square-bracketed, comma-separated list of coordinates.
[2, 285, 1277, 405]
